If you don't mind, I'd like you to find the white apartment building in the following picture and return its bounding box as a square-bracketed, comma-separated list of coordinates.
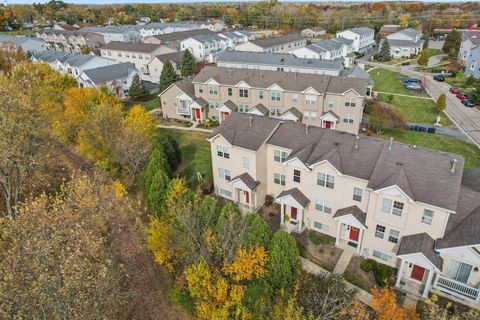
[180, 34, 231, 62]
[208, 112, 480, 309]
[336, 27, 375, 52]
[382, 28, 424, 58]
[292, 37, 354, 67]
[139, 22, 200, 37]
[236, 33, 306, 54]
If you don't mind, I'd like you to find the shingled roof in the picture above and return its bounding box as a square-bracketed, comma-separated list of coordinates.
[248, 33, 305, 48]
[230, 172, 260, 190]
[100, 42, 165, 53]
[193, 66, 368, 96]
[149, 29, 214, 42]
[333, 205, 367, 226]
[277, 188, 311, 208]
[397, 233, 443, 270]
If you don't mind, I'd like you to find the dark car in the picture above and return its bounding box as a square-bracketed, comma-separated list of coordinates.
[449, 88, 460, 94]
[462, 99, 476, 107]
[433, 75, 445, 82]
[456, 93, 468, 100]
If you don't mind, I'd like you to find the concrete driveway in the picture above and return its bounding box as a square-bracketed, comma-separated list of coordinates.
[365, 61, 480, 148]
[427, 54, 447, 67]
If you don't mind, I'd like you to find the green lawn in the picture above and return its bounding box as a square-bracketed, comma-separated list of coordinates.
[370, 68, 426, 96]
[375, 129, 480, 170]
[123, 96, 160, 112]
[445, 71, 477, 91]
[423, 48, 443, 58]
[158, 128, 212, 190]
[377, 93, 452, 126]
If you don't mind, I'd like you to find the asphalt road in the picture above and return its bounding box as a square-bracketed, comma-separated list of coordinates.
[365, 61, 480, 148]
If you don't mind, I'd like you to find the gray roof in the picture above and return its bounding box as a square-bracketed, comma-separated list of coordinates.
[384, 38, 423, 48]
[101, 42, 164, 53]
[342, 65, 373, 86]
[217, 51, 344, 71]
[221, 100, 238, 111]
[194, 66, 368, 96]
[462, 168, 480, 192]
[230, 172, 260, 190]
[282, 107, 303, 120]
[0, 35, 44, 45]
[33, 51, 71, 63]
[79, 26, 138, 34]
[437, 204, 480, 250]
[221, 32, 245, 40]
[149, 29, 214, 42]
[250, 103, 269, 115]
[397, 233, 443, 269]
[461, 31, 480, 44]
[33, 51, 112, 67]
[342, 27, 374, 36]
[188, 34, 226, 44]
[398, 28, 422, 38]
[209, 112, 280, 151]
[194, 97, 208, 107]
[277, 188, 310, 208]
[249, 33, 305, 48]
[155, 51, 183, 66]
[312, 39, 345, 52]
[82, 62, 137, 84]
[213, 113, 464, 211]
[235, 30, 254, 38]
[333, 205, 366, 226]
[142, 22, 199, 31]
[171, 78, 195, 98]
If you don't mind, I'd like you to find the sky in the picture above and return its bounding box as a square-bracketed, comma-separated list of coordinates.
[5, 0, 472, 4]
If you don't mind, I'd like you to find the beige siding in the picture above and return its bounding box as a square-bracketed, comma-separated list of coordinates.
[159, 85, 191, 121]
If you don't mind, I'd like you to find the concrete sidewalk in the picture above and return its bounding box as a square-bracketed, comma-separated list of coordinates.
[157, 124, 213, 133]
[333, 250, 353, 275]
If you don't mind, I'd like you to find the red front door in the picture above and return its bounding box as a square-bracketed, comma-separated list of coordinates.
[195, 109, 201, 120]
[223, 112, 230, 119]
[349, 227, 360, 241]
[291, 207, 298, 220]
[245, 191, 249, 204]
[324, 121, 331, 129]
[411, 265, 426, 282]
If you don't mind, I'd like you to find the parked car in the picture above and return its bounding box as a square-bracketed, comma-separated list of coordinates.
[433, 75, 445, 82]
[431, 68, 445, 73]
[462, 99, 476, 107]
[449, 88, 460, 94]
[401, 61, 411, 66]
[401, 77, 420, 83]
[456, 93, 468, 100]
[405, 82, 422, 90]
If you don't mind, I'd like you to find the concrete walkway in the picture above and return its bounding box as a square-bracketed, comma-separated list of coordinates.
[427, 54, 447, 67]
[332, 250, 354, 274]
[373, 91, 434, 100]
[157, 124, 213, 133]
[300, 257, 373, 306]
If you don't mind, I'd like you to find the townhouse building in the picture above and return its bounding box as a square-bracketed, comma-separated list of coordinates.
[139, 22, 201, 38]
[336, 27, 375, 53]
[208, 112, 480, 308]
[179, 34, 231, 62]
[216, 51, 344, 76]
[291, 37, 354, 67]
[143, 29, 215, 50]
[0, 35, 47, 54]
[465, 46, 480, 79]
[459, 32, 480, 63]
[379, 25, 401, 37]
[235, 33, 306, 53]
[99, 42, 175, 74]
[301, 27, 326, 38]
[147, 51, 183, 83]
[195, 20, 226, 32]
[77, 26, 141, 44]
[36, 30, 103, 53]
[381, 28, 424, 58]
[159, 66, 369, 134]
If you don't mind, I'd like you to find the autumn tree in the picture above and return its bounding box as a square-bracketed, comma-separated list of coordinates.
[417, 49, 429, 66]
[436, 93, 447, 114]
[371, 287, 419, 320]
[0, 42, 26, 73]
[369, 101, 407, 133]
[0, 175, 130, 319]
[181, 49, 196, 77]
[159, 60, 179, 93]
[420, 294, 480, 320]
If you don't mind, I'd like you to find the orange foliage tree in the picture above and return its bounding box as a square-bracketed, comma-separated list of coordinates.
[371, 287, 419, 320]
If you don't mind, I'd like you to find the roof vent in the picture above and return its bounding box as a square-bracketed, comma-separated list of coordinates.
[450, 159, 457, 174]
[388, 137, 393, 150]
[305, 124, 309, 135]
[354, 135, 359, 149]
[249, 116, 253, 127]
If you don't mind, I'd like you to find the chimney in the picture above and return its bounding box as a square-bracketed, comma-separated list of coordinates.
[294, 72, 297, 79]
[354, 135, 359, 149]
[388, 137, 393, 150]
[450, 159, 457, 174]
[249, 116, 253, 127]
[305, 124, 309, 135]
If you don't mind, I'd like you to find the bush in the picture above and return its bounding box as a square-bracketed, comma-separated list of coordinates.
[308, 232, 335, 245]
[202, 119, 219, 129]
[264, 194, 274, 206]
[168, 285, 195, 315]
[373, 264, 394, 287]
[155, 133, 181, 172]
[466, 76, 476, 85]
[360, 259, 377, 272]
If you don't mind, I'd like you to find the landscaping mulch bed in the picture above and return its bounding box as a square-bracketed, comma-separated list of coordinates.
[344, 255, 377, 292]
[293, 230, 343, 272]
[258, 203, 281, 233]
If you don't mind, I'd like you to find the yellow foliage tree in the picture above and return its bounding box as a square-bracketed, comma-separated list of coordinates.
[224, 246, 267, 281]
[60, 87, 98, 142]
[371, 287, 419, 320]
[147, 218, 178, 271]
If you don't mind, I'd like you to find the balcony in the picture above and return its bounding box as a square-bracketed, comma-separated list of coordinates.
[433, 275, 480, 302]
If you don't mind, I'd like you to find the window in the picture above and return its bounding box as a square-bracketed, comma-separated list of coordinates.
[293, 169, 301, 183]
[293, 94, 298, 103]
[227, 88, 232, 96]
[242, 156, 249, 169]
[271, 92, 281, 101]
[239, 88, 249, 98]
[199, 85, 204, 93]
[328, 101, 334, 108]
[270, 108, 282, 117]
[388, 229, 400, 244]
[132, 53, 136, 58]
[381, 199, 404, 217]
[117, 52, 122, 57]
[209, 85, 218, 94]
[343, 114, 355, 124]
[345, 99, 356, 107]
[317, 173, 335, 189]
[313, 221, 330, 232]
[353, 187, 363, 202]
[315, 198, 332, 214]
[125, 53, 130, 58]
[217, 146, 229, 159]
[304, 112, 316, 121]
[305, 95, 316, 105]
[209, 101, 220, 109]
[107, 51, 112, 56]
[274, 150, 288, 163]
[373, 250, 392, 263]
[219, 188, 232, 198]
[421, 209, 434, 225]
[139, 54, 143, 59]
[447, 260, 472, 284]
[239, 104, 250, 113]
[375, 224, 386, 239]
[218, 168, 231, 181]
[273, 173, 285, 186]
[259, 91, 264, 99]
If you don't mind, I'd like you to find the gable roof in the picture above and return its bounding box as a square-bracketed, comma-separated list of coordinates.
[345, 27, 374, 36]
[248, 103, 269, 116]
[437, 204, 480, 250]
[462, 168, 480, 192]
[277, 188, 310, 208]
[248, 33, 305, 48]
[397, 233, 443, 269]
[193, 66, 368, 96]
[398, 28, 422, 38]
[187, 34, 226, 44]
[230, 172, 260, 190]
[154, 51, 183, 65]
[100, 42, 164, 53]
[333, 205, 367, 226]
[82, 62, 137, 84]
[282, 107, 303, 120]
[148, 29, 214, 42]
[141, 22, 199, 31]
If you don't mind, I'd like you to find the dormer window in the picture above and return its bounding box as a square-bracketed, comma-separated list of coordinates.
[209, 85, 218, 94]
[381, 199, 404, 217]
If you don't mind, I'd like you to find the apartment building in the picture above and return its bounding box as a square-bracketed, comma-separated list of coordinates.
[235, 33, 306, 53]
[159, 66, 368, 134]
[36, 30, 105, 53]
[143, 29, 215, 50]
[381, 28, 424, 58]
[180, 34, 231, 62]
[0, 35, 47, 54]
[336, 27, 375, 52]
[138, 22, 200, 38]
[147, 51, 183, 83]
[301, 27, 326, 38]
[100, 42, 175, 74]
[216, 51, 344, 76]
[77, 26, 141, 43]
[459, 32, 480, 63]
[291, 37, 354, 67]
[465, 46, 480, 79]
[208, 112, 480, 308]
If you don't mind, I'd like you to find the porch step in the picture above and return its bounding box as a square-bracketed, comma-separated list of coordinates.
[333, 250, 354, 275]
